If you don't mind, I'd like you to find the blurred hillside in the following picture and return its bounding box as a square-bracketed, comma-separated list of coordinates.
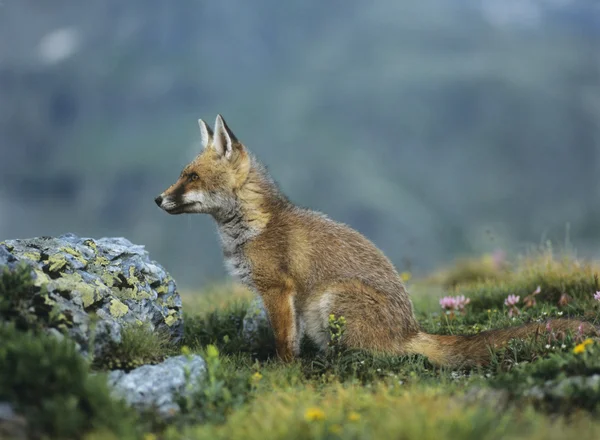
[1, 0, 599, 287]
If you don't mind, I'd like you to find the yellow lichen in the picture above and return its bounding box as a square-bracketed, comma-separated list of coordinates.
[164, 312, 179, 326]
[155, 284, 168, 294]
[32, 269, 51, 286]
[62, 246, 87, 265]
[21, 251, 41, 262]
[109, 299, 129, 318]
[47, 253, 68, 272]
[101, 273, 116, 287]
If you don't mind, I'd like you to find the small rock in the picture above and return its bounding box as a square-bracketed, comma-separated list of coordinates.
[0, 402, 27, 440]
[107, 355, 206, 417]
[461, 387, 510, 411]
[242, 297, 269, 343]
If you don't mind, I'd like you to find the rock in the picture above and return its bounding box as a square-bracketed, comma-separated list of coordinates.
[0, 234, 182, 358]
[461, 387, 510, 412]
[0, 402, 27, 440]
[107, 355, 206, 417]
[242, 296, 270, 344]
[523, 374, 600, 400]
[242, 297, 268, 339]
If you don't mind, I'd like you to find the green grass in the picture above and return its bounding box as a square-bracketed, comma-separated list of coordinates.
[92, 323, 175, 371]
[2, 250, 600, 439]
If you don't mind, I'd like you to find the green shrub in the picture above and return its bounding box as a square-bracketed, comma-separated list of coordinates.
[0, 264, 56, 332]
[0, 323, 138, 439]
[183, 301, 275, 360]
[176, 345, 253, 424]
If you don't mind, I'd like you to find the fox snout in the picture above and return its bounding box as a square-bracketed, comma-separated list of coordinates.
[154, 192, 183, 214]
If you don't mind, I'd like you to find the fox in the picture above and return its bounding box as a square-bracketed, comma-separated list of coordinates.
[155, 114, 598, 367]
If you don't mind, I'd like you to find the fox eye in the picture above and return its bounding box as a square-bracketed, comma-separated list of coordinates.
[189, 173, 199, 182]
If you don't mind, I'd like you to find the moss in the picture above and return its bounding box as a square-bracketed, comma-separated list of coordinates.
[109, 299, 129, 318]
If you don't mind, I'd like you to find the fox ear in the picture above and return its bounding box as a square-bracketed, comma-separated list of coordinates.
[213, 114, 239, 160]
[198, 119, 213, 150]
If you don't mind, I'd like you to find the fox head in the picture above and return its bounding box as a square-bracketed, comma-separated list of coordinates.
[154, 115, 252, 218]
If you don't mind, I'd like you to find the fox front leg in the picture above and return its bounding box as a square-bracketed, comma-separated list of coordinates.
[261, 287, 299, 362]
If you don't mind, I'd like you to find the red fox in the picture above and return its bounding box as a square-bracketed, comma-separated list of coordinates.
[155, 115, 597, 366]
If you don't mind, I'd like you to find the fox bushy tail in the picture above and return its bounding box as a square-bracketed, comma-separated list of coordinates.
[405, 319, 598, 368]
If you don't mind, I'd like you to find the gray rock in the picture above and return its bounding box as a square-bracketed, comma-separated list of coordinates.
[0, 234, 182, 358]
[242, 296, 269, 344]
[108, 355, 206, 417]
[523, 374, 600, 400]
[461, 387, 510, 411]
[0, 402, 27, 440]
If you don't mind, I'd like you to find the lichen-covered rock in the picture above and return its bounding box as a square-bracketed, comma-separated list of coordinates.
[107, 355, 206, 417]
[0, 234, 182, 358]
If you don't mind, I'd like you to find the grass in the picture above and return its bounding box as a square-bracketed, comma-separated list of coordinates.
[3, 248, 600, 439]
[92, 323, 175, 371]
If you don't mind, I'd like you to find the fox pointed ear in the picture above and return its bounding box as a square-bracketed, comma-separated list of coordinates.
[198, 119, 213, 150]
[213, 114, 239, 160]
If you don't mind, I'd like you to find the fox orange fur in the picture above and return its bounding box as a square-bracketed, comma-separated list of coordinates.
[155, 115, 597, 366]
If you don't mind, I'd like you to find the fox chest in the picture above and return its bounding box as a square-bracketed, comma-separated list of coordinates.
[223, 250, 253, 287]
[217, 221, 258, 289]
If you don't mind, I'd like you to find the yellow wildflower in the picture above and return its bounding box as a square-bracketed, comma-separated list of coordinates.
[329, 424, 343, 435]
[400, 272, 412, 282]
[574, 338, 595, 354]
[143, 433, 157, 440]
[251, 371, 263, 382]
[304, 407, 326, 422]
[205, 344, 219, 359]
[348, 411, 361, 422]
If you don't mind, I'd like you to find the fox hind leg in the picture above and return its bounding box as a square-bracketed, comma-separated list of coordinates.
[303, 280, 416, 354]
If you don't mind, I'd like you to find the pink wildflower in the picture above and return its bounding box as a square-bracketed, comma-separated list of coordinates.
[454, 295, 471, 311]
[439, 295, 471, 317]
[439, 296, 456, 310]
[594, 291, 600, 302]
[504, 294, 520, 317]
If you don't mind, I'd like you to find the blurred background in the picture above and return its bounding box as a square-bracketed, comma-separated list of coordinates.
[1, 0, 599, 288]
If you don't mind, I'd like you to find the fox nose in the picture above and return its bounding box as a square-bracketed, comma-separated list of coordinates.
[154, 195, 163, 207]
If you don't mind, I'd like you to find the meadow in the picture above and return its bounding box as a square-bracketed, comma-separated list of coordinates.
[2, 245, 600, 439]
